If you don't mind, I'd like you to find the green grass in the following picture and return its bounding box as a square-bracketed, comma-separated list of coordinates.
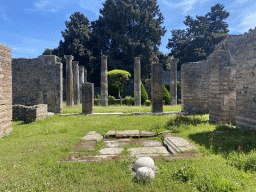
[1, 103, 256, 191]
[62, 101, 181, 114]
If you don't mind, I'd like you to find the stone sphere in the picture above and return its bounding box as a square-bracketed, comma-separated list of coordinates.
[136, 167, 155, 181]
[133, 157, 155, 171]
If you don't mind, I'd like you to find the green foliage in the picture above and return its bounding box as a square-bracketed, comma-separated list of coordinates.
[145, 100, 151, 106]
[226, 149, 256, 173]
[94, 99, 101, 106]
[123, 96, 134, 106]
[131, 81, 148, 105]
[163, 85, 170, 105]
[91, 0, 166, 79]
[166, 3, 230, 71]
[108, 69, 131, 97]
[108, 95, 116, 105]
[141, 81, 148, 105]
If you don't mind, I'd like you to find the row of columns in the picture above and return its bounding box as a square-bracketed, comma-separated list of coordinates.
[65, 54, 179, 112]
[64, 55, 87, 106]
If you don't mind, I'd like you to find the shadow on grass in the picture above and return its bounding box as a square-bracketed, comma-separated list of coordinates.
[188, 124, 256, 156]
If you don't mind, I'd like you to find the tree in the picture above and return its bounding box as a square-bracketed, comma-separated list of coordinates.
[91, 0, 166, 79]
[108, 69, 131, 105]
[166, 3, 230, 71]
[163, 85, 170, 105]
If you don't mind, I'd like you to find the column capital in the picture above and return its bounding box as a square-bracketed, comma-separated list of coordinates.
[64, 55, 74, 60]
[134, 57, 141, 61]
[101, 55, 108, 59]
[72, 61, 79, 65]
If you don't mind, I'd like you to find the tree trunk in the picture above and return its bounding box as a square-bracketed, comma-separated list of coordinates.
[118, 87, 122, 106]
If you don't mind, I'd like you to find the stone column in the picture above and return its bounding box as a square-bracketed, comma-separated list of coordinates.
[64, 55, 74, 106]
[79, 66, 84, 103]
[134, 57, 141, 106]
[84, 68, 87, 82]
[151, 63, 163, 113]
[101, 55, 108, 106]
[72, 61, 80, 105]
[170, 58, 179, 106]
[82, 82, 94, 114]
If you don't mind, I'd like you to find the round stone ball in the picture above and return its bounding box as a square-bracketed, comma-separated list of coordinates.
[136, 167, 155, 181]
[133, 157, 155, 171]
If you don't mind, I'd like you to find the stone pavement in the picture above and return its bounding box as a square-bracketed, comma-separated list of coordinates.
[61, 130, 199, 163]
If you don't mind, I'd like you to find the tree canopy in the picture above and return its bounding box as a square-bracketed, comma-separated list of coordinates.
[166, 3, 230, 71]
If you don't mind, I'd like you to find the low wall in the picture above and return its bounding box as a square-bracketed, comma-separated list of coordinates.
[13, 104, 48, 122]
[12, 55, 63, 113]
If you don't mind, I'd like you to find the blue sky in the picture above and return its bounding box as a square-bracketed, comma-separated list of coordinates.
[1, 0, 256, 59]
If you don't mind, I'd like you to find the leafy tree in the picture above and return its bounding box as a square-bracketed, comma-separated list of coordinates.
[91, 0, 166, 79]
[108, 69, 131, 105]
[166, 3, 230, 71]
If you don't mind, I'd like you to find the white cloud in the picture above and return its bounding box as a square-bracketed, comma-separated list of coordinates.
[237, 11, 256, 33]
[235, 0, 250, 4]
[33, 0, 67, 13]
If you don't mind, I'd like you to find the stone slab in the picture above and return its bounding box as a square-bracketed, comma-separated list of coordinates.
[127, 147, 169, 156]
[105, 130, 116, 137]
[73, 140, 96, 151]
[142, 140, 163, 147]
[93, 113, 123, 115]
[99, 147, 124, 155]
[82, 134, 103, 141]
[164, 137, 197, 154]
[104, 139, 132, 148]
[116, 130, 140, 138]
[140, 131, 157, 137]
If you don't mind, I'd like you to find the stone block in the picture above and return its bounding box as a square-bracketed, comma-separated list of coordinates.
[82, 82, 94, 114]
[116, 130, 140, 138]
[136, 167, 155, 181]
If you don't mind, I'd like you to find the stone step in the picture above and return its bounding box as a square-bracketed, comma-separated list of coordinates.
[163, 137, 181, 155]
[164, 137, 198, 155]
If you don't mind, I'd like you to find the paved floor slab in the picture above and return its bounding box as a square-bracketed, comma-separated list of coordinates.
[104, 139, 132, 147]
[82, 134, 103, 141]
[116, 130, 140, 138]
[99, 147, 124, 155]
[127, 147, 169, 156]
[73, 140, 96, 151]
[164, 137, 197, 154]
[142, 140, 163, 147]
[140, 131, 157, 137]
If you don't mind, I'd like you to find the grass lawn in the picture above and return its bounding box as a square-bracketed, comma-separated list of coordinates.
[1, 103, 256, 191]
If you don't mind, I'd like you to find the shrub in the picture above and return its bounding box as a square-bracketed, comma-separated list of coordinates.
[141, 81, 148, 105]
[123, 96, 134, 106]
[94, 99, 101, 106]
[108, 95, 116, 105]
[131, 81, 148, 105]
[163, 85, 170, 105]
[145, 100, 151, 106]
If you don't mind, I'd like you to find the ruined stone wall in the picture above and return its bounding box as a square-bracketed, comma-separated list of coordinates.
[0, 43, 12, 139]
[232, 30, 256, 129]
[13, 104, 48, 122]
[12, 55, 63, 113]
[181, 60, 210, 114]
[208, 50, 237, 124]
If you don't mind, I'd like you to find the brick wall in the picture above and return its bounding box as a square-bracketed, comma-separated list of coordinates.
[151, 63, 163, 112]
[0, 43, 12, 139]
[181, 60, 210, 114]
[12, 55, 63, 113]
